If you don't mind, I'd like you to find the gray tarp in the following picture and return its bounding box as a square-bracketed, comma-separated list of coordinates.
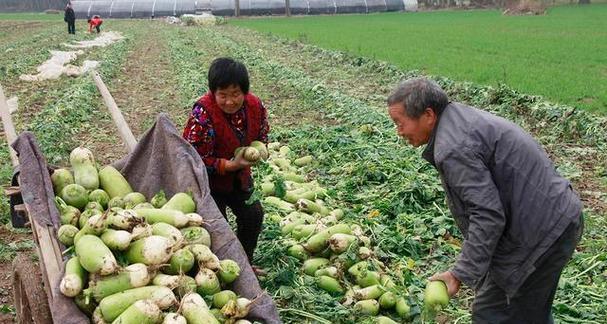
[12, 113, 281, 323]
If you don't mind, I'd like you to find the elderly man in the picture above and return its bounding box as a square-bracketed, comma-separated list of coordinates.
[387, 77, 583, 323]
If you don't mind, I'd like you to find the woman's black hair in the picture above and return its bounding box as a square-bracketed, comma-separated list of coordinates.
[207, 57, 250, 94]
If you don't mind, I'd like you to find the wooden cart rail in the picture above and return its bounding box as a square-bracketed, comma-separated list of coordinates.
[1, 72, 137, 323]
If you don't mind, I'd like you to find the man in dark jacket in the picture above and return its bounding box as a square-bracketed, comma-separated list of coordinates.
[64, 3, 76, 34]
[387, 77, 583, 323]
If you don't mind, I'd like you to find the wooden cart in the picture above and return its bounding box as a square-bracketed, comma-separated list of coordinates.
[1, 72, 138, 323]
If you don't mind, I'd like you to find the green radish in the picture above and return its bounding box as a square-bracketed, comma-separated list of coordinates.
[357, 270, 381, 288]
[163, 313, 186, 324]
[151, 222, 183, 247]
[107, 209, 143, 230]
[93, 307, 105, 324]
[100, 229, 132, 251]
[293, 155, 313, 166]
[180, 226, 211, 246]
[89, 189, 110, 209]
[60, 184, 88, 211]
[287, 244, 309, 261]
[86, 201, 104, 212]
[354, 285, 385, 300]
[162, 192, 196, 213]
[108, 196, 126, 209]
[261, 182, 274, 196]
[180, 293, 219, 324]
[163, 248, 195, 275]
[212, 290, 237, 309]
[86, 213, 108, 235]
[279, 145, 291, 156]
[243, 147, 261, 163]
[58, 224, 79, 246]
[296, 198, 328, 215]
[314, 266, 338, 278]
[175, 275, 197, 299]
[218, 259, 240, 284]
[281, 219, 306, 236]
[55, 197, 80, 226]
[79, 208, 101, 229]
[51, 168, 74, 195]
[302, 258, 330, 276]
[74, 293, 96, 317]
[354, 299, 380, 316]
[317, 275, 343, 294]
[123, 192, 147, 209]
[150, 190, 167, 208]
[329, 209, 344, 220]
[267, 142, 281, 151]
[328, 233, 358, 254]
[264, 196, 294, 212]
[379, 292, 397, 309]
[272, 157, 292, 171]
[59, 256, 87, 297]
[131, 223, 153, 240]
[185, 213, 204, 227]
[304, 223, 352, 253]
[152, 273, 180, 289]
[424, 280, 450, 311]
[75, 235, 117, 275]
[348, 261, 368, 277]
[250, 140, 269, 160]
[70, 147, 99, 190]
[396, 297, 411, 318]
[134, 202, 154, 209]
[220, 297, 252, 319]
[85, 263, 150, 302]
[210, 309, 226, 323]
[126, 236, 173, 266]
[111, 299, 162, 324]
[282, 172, 305, 183]
[358, 246, 372, 260]
[98, 286, 176, 322]
[99, 166, 133, 198]
[188, 244, 220, 270]
[290, 224, 318, 240]
[380, 275, 396, 289]
[195, 268, 221, 296]
[376, 316, 398, 324]
[135, 208, 189, 228]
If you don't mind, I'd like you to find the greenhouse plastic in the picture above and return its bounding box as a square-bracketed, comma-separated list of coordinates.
[71, 0, 410, 18]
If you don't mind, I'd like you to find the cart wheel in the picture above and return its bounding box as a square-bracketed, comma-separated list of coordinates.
[12, 253, 52, 324]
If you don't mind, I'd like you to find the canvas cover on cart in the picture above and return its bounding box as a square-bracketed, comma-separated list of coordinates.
[12, 113, 281, 323]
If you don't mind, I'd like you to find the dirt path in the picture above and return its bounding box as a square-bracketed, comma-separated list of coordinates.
[110, 22, 183, 138]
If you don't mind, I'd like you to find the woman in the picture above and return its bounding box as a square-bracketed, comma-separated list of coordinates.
[183, 57, 269, 274]
[87, 15, 103, 33]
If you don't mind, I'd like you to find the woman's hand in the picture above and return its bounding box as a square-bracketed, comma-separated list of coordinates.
[225, 154, 253, 172]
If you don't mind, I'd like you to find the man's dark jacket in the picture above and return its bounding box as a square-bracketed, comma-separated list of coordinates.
[422, 102, 582, 298]
[64, 8, 75, 22]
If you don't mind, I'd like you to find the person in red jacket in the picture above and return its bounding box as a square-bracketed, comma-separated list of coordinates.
[87, 15, 103, 33]
[182, 57, 269, 274]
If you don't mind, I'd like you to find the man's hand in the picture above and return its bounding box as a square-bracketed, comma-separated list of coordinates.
[429, 271, 461, 297]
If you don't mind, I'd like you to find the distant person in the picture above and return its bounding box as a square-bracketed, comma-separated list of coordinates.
[64, 3, 76, 35]
[87, 15, 103, 33]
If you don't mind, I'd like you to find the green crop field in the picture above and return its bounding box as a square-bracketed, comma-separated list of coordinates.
[231, 4, 607, 113]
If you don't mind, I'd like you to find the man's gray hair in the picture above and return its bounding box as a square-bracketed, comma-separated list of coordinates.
[387, 77, 449, 118]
